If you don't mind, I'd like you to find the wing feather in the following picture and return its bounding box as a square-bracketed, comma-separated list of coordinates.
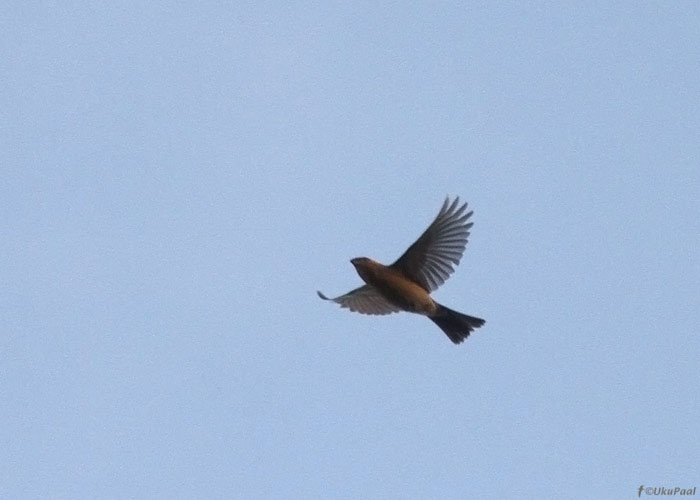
[390, 196, 473, 292]
[317, 285, 400, 315]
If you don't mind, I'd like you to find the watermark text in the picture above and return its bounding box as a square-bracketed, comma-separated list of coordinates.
[639, 486, 697, 497]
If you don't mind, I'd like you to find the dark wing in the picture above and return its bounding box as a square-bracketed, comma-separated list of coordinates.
[390, 196, 473, 292]
[317, 286, 400, 315]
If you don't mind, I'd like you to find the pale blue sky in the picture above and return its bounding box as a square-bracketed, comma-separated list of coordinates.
[2, 2, 699, 499]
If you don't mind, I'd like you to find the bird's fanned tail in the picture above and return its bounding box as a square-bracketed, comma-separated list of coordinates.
[429, 303, 485, 344]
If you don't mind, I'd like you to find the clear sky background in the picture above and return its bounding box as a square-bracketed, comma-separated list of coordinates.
[2, 2, 699, 499]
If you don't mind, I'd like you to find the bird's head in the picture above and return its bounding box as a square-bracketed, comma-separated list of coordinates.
[350, 257, 378, 283]
[350, 257, 371, 268]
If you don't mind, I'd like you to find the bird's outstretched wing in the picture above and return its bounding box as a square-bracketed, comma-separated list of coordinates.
[390, 196, 473, 293]
[317, 285, 400, 315]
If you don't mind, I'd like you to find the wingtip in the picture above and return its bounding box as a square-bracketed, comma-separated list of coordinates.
[438, 196, 462, 219]
[317, 290, 330, 300]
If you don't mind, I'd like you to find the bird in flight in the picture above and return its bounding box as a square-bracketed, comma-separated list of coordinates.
[318, 196, 485, 344]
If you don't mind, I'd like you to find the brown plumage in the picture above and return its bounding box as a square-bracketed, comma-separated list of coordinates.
[318, 197, 485, 344]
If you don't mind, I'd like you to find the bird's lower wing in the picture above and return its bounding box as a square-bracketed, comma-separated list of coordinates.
[317, 285, 400, 315]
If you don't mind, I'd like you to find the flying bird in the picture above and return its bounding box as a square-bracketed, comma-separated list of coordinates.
[318, 197, 485, 344]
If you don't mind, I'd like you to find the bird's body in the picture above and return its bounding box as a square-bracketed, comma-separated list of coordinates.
[350, 258, 437, 315]
[318, 197, 485, 344]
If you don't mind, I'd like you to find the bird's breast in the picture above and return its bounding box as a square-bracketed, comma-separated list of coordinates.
[356, 264, 436, 315]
